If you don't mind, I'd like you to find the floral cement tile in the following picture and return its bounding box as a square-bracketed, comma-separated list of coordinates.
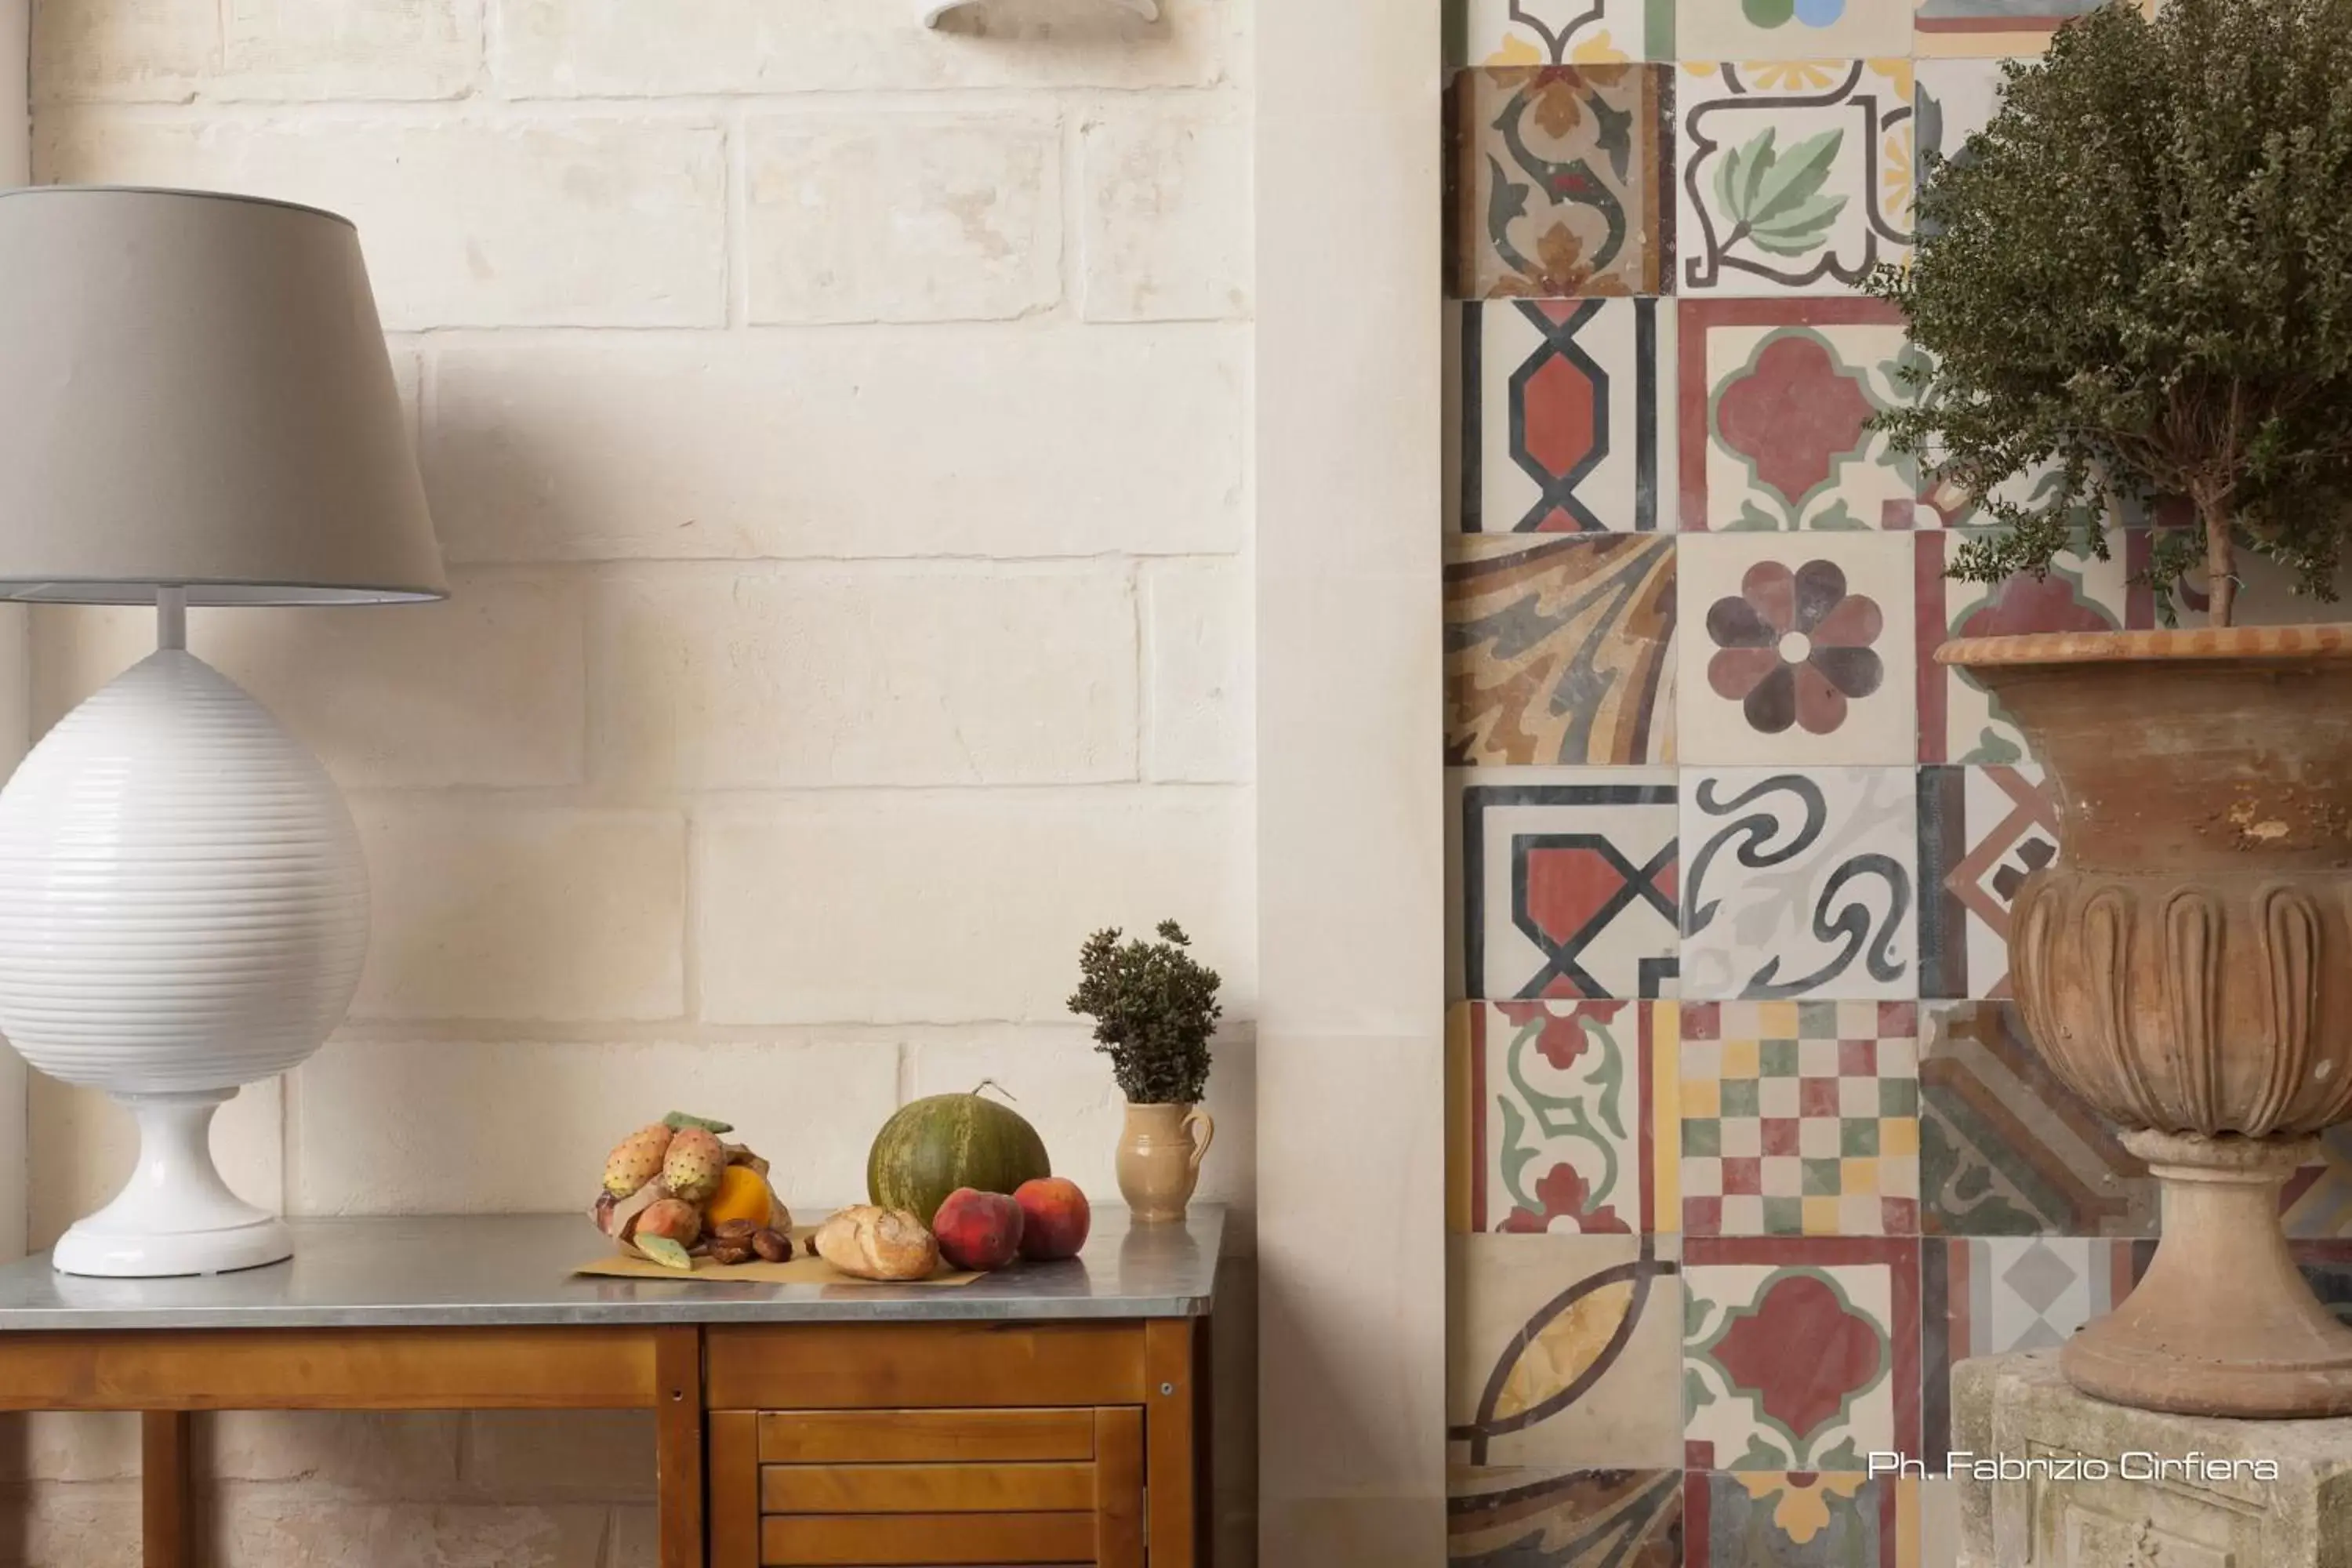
[1458, 299, 1677, 535]
[1675, 0, 1911, 62]
[1685, 1472, 1918, 1566]
[1449, 0, 1672, 66]
[2119, 523, 2344, 628]
[2272, 1131, 2352, 1240]
[1456, 768, 1682, 1001]
[2284, 1137, 2352, 1238]
[1680, 768, 1919, 1001]
[1913, 0, 2106, 59]
[1449, 1465, 1683, 1566]
[1916, 764, 2056, 1000]
[1450, 1232, 1686, 1468]
[1447, 536, 1679, 766]
[1679, 532, 1915, 765]
[1913, 56, 2013, 191]
[1680, 1001, 1919, 1237]
[1917, 1001, 2155, 1236]
[1449, 65, 1675, 299]
[1678, 299, 1922, 531]
[1683, 1235, 1922, 1470]
[1457, 1000, 1679, 1233]
[1920, 1237, 2134, 1460]
[1913, 531, 2141, 764]
[1678, 60, 1913, 296]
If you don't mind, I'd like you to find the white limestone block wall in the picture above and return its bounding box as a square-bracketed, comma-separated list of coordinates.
[9, 1, 1256, 1561]
[0, 0, 28, 1270]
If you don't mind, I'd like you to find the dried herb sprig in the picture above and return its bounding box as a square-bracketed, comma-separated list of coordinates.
[1067, 920, 1221, 1105]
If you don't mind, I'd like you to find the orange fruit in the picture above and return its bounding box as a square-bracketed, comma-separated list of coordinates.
[704, 1163, 775, 1228]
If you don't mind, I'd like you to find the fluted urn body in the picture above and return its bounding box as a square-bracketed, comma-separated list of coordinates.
[1944, 625, 2352, 1417]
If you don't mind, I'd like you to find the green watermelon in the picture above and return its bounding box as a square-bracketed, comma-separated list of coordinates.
[868, 1083, 1051, 1227]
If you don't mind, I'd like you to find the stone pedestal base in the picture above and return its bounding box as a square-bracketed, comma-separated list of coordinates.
[1954, 1351, 2352, 1566]
[2065, 1132, 2352, 1416]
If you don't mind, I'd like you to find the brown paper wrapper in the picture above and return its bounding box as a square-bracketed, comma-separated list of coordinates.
[573, 1224, 979, 1287]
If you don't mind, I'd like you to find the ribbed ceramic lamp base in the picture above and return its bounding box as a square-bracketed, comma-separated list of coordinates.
[52, 1090, 292, 1277]
[0, 649, 370, 1277]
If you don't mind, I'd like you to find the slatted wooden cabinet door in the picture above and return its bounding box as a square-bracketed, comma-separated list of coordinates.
[710, 1406, 1145, 1567]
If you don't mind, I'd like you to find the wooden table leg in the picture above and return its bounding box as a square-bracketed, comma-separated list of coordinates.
[1145, 1319, 1197, 1568]
[707, 1411, 759, 1568]
[141, 1410, 193, 1568]
[1094, 1406, 1145, 1568]
[654, 1327, 703, 1568]
[1195, 1316, 1214, 1568]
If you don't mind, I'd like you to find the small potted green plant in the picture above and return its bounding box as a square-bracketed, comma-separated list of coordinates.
[1871, 0, 2352, 1419]
[1069, 920, 1221, 1223]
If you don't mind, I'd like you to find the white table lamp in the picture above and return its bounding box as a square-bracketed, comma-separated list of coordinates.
[0, 187, 445, 1276]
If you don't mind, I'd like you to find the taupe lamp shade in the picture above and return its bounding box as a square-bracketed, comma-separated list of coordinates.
[0, 186, 445, 605]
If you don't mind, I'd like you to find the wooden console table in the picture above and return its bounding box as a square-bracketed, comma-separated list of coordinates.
[0, 1206, 1221, 1567]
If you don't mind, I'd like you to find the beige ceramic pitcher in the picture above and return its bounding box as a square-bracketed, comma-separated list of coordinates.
[1116, 1102, 1214, 1223]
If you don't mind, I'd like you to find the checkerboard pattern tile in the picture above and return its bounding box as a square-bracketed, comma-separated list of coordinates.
[1437, 6, 2231, 1562]
[1682, 1002, 1918, 1236]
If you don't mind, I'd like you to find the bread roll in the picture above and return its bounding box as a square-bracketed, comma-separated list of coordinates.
[813, 1205, 938, 1281]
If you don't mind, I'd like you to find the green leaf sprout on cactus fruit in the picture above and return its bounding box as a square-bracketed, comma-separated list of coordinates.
[1067, 920, 1221, 1106]
[1864, 0, 2352, 628]
[662, 1110, 734, 1134]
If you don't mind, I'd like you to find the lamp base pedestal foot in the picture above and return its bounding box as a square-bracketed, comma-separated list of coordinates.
[50, 1088, 291, 1278]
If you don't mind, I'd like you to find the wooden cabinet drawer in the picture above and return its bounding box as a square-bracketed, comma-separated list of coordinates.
[706, 1322, 1147, 1410]
[757, 1408, 1096, 1465]
[713, 1406, 1144, 1568]
[762, 1459, 1095, 1512]
[760, 1509, 1099, 1566]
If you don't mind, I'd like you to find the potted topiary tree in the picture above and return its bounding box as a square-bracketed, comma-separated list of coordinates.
[1069, 921, 1221, 1223]
[1872, 0, 2352, 1417]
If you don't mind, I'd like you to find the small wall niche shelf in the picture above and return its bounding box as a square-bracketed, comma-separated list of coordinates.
[920, 0, 1157, 24]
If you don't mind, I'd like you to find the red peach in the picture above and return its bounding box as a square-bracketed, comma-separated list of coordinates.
[933, 1187, 1025, 1272]
[1013, 1177, 1091, 1261]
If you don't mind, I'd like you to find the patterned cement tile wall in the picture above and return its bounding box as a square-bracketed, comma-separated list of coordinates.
[1437, 4, 2326, 1565]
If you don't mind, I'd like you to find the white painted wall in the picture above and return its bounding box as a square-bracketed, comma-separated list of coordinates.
[20, 1, 1257, 1559]
[1255, 0, 1446, 1563]
[0, 0, 28, 1268]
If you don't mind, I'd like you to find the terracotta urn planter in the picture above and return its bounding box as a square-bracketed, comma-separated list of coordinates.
[1116, 1102, 1214, 1224]
[1941, 625, 2352, 1417]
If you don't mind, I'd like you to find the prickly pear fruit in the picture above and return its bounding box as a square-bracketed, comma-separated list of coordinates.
[602, 1123, 674, 1196]
[630, 1197, 702, 1248]
[636, 1236, 693, 1272]
[663, 1110, 735, 1135]
[662, 1126, 728, 1203]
